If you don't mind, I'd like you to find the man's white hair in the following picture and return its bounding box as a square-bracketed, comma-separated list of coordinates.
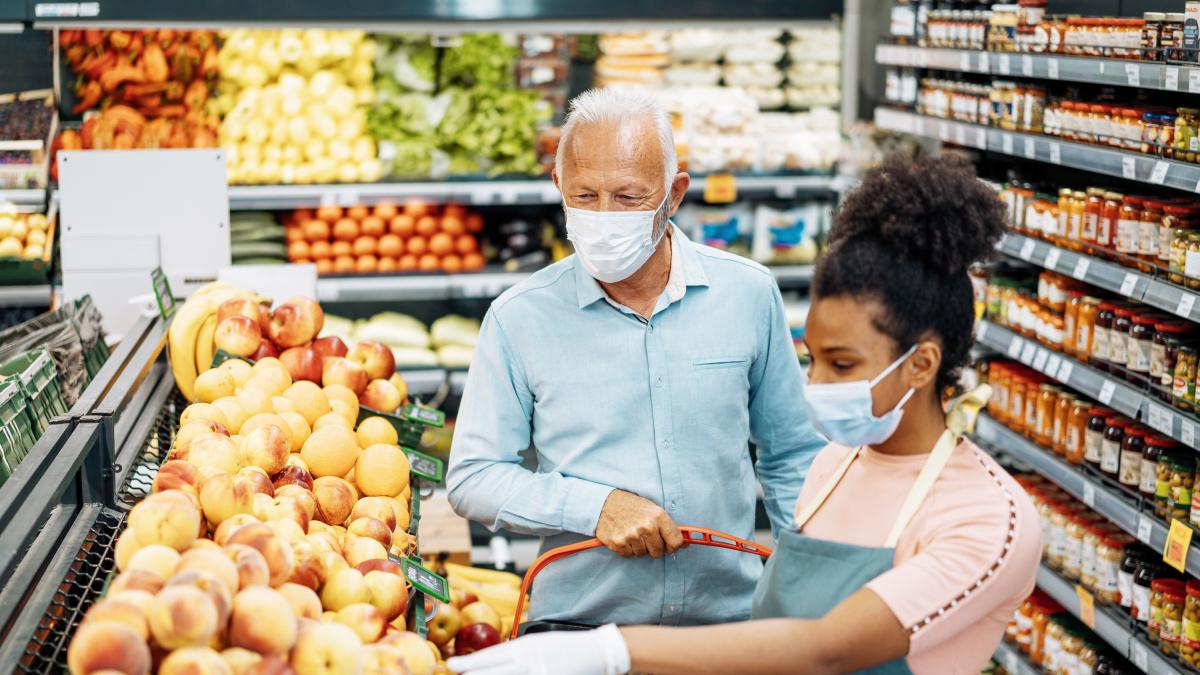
[555, 88, 678, 194]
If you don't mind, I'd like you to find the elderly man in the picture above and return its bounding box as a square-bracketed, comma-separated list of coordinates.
[447, 88, 825, 626]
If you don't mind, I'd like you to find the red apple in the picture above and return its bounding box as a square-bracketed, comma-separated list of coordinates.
[257, 302, 272, 336]
[460, 602, 501, 632]
[270, 299, 323, 349]
[451, 589, 479, 609]
[322, 357, 368, 396]
[279, 346, 322, 383]
[215, 316, 263, 358]
[347, 341, 396, 381]
[272, 464, 314, 491]
[218, 298, 261, 325]
[311, 336, 349, 360]
[252, 341, 279, 360]
[359, 379, 401, 413]
[454, 623, 501, 655]
[426, 602, 460, 646]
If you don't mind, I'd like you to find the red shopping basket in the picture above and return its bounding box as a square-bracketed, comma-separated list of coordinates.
[509, 526, 772, 640]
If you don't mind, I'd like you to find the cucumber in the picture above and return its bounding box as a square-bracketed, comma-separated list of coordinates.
[230, 241, 287, 258]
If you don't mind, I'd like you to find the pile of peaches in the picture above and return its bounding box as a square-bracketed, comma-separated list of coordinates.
[66, 356, 450, 675]
[284, 201, 486, 277]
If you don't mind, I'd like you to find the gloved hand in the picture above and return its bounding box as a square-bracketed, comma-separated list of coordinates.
[446, 623, 631, 675]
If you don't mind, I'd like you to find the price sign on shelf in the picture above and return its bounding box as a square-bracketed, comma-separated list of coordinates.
[1131, 642, 1149, 671]
[1120, 273, 1138, 296]
[1098, 380, 1116, 405]
[1122, 156, 1138, 180]
[400, 558, 451, 604]
[998, 53, 1011, 75]
[703, 174, 737, 204]
[1002, 649, 1019, 674]
[1185, 420, 1196, 448]
[974, 129, 987, 150]
[1082, 482, 1096, 507]
[1071, 258, 1090, 280]
[1056, 361, 1074, 383]
[1008, 337, 1023, 359]
[954, 125, 966, 146]
[1190, 69, 1200, 94]
[977, 52, 989, 71]
[1022, 55, 1033, 77]
[1023, 137, 1036, 160]
[1019, 238, 1036, 260]
[1125, 63, 1141, 87]
[1049, 143, 1061, 165]
[1002, 134, 1014, 155]
[1168, 66, 1181, 91]
[1178, 293, 1197, 319]
[1137, 514, 1155, 545]
[960, 52, 971, 72]
[1149, 403, 1176, 436]
[1047, 58, 1059, 79]
[1075, 585, 1096, 628]
[1046, 355, 1062, 378]
[1152, 161, 1170, 185]
[1164, 518, 1194, 573]
[1020, 343, 1037, 364]
[1044, 248, 1061, 270]
[1032, 349, 1049, 372]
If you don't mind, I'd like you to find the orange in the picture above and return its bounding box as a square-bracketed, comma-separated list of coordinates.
[404, 199, 430, 217]
[303, 220, 331, 242]
[398, 255, 417, 271]
[377, 256, 397, 273]
[288, 240, 311, 261]
[465, 213, 484, 233]
[352, 236, 377, 257]
[441, 216, 464, 236]
[286, 228, 304, 243]
[374, 201, 398, 220]
[443, 203, 467, 220]
[415, 216, 438, 237]
[418, 254, 440, 271]
[347, 205, 370, 220]
[334, 256, 356, 274]
[356, 255, 378, 274]
[316, 259, 333, 275]
[316, 205, 343, 222]
[455, 235, 477, 255]
[310, 241, 332, 260]
[463, 252, 485, 271]
[294, 208, 315, 223]
[441, 255, 462, 274]
[406, 236, 427, 256]
[331, 241, 352, 257]
[360, 216, 385, 238]
[428, 233, 453, 257]
[388, 214, 414, 238]
[378, 234, 404, 258]
[332, 218, 359, 242]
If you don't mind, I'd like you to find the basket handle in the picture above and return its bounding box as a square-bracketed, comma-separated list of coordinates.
[508, 526, 771, 640]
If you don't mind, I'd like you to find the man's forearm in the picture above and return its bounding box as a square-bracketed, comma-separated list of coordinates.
[447, 458, 614, 537]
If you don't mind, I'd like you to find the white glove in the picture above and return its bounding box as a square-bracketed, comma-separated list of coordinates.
[446, 623, 631, 675]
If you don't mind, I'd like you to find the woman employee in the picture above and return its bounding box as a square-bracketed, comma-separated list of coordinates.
[449, 156, 1042, 675]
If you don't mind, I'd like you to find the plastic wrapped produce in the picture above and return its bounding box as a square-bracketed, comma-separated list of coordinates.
[721, 29, 785, 63]
[745, 87, 787, 110]
[664, 63, 722, 87]
[751, 204, 825, 265]
[787, 62, 841, 86]
[723, 63, 784, 88]
[667, 29, 727, 62]
[788, 27, 842, 63]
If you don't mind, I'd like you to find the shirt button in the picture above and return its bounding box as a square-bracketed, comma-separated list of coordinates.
[655, 377, 663, 387]
[662, 439, 671, 447]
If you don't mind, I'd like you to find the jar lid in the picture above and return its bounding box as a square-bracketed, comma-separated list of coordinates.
[1143, 200, 1166, 211]
[1187, 578, 1200, 597]
[1124, 426, 1148, 439]
[1104, 192, 1124, 201]
[1166, 588, 1187, 604]
[1073, 190, 1088, 199]
[1152, 578, 1186, 592]
[1124, 196, 1145, 206]
[1088, 406, 1111, 417]
[1101, 533, 1134, 548]
[1146, 435, 1182, 449]
[1164, 204, 1194, 216]
[1058, 187, 1073, 196]
[1105, 417, 1132, 428]
[1087, 187, 1106, 196]
[1039, 383, 1059, 392]
[1168, 13, 1186, 21]
[1133, 314, 1159, 326]
[1098, 301, 1118, 311]
[1071, 399, 1090, 410]
[1156, 321, 1193, 334]
[1113, 306, 1133, 318]
[1122, 108, 1140, 117]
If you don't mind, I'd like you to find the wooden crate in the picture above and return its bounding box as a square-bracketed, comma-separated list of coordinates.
[418, 492, 473, 565]
[0, 89, 57, 189]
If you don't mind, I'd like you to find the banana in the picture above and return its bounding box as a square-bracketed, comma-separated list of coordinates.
[194, 313, 218, 375]
[167, 285, 254, 401]
[444, 562, 522, 589]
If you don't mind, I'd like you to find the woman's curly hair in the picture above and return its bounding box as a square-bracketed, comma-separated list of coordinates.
[814, 155, 1005, 396]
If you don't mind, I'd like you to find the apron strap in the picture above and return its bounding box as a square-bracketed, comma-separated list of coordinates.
[793, 444, 863, 531]
[883, 429, 960, 548]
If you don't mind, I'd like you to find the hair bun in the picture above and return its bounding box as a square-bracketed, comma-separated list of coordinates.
[827, 155, 1004, 276]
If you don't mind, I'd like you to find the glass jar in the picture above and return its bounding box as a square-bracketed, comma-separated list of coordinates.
[1160, 451, 1177, 519]
[1077, 296, 1101, 358]
[1145, 436, 1180, 501]
[1098, 191, 1123, 252]
[1048, 500, 1083, 570]
[1145, 12, 1166, 60]
[1092, 104, 1115, 147]
[1191, 461, 1200, 528]
[1123, 108, 1144, 151]
[1057, 187, 1073, 239]
[1030, 597, 1061, 664]
[1186, 233, 1200, 290]
[1085, 406, 1111, 468]
[1183, 579, 1200, 671]
[1065, 511, 1101, 581]
[1176, 345, 1198, 412]
[1174, 229, 1194, 285]
[1166, 587, 1188, 657]
[1172, 455, 1196, 522]
[1023, 374, 1040, 436]
[1068, 190, 1088, 245]
[1084, 187, 1104, 243]
[1043, 615, 1068, 671]
[1036, 383, 1060, 448]
[1013, 595, 1034, 648]
[1155, 579, 1189, 645]
[1166, 13, 1187, 62]
[1053, 391, 1074, 456]
[1163, 112, 1180, 158]
[1079, 639, 1102, 675]
[1034, 489, 1062, 558]
[1144, 113, 1164, 155]
[1179, 108, 1200, 163]
[1061, 624, 1085, 672]
[1010, 372, 1029, 434]
[1101, 417, 1131, 478]
[1097, 533, 1133, 605]
[1066, 399, 1091, 465]
[1162, 205, 1196, 268]
[1093, 302, 1116, 369]
[1122, 548, 1146, 611]
[1155, 322, 1193, 395]
[1117, 196, 1144, 260]
[1120, 426, 1149, 489]
[1064, 292, 1083, 356]
[1110, 305, 1133, 369]
[1081, 521, 1113, 592]
[1141, 200, 1166, 270]
[1129, 313, 1158, 377]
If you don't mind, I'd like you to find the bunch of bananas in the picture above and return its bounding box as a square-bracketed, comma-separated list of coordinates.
[166, 281, 262, 401]
[443, 561, 528, 637]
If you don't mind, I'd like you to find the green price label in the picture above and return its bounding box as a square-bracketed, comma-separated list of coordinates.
[401, 557, 450, 604]
[402, 403, 445, 428]
[406, 449, 444, 483]
[151, 267, 176, 319]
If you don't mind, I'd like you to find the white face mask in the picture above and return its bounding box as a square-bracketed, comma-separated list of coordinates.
[565, 194, 670, 284]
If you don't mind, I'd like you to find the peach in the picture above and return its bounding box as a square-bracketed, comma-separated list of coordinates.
[253, 493, 311, 533]
[346, 518, 392, 550]
[312, 411, 353, 431]
[305, 531, 340, 555]
[246, 656, 293, 674]
[128, 490, 201, 552]
[312, 476, 356, 525]
[380, 631, 435, 675]
[242, 413, 297, 451]
[280, 412, 311, 449]
[355, 558, 402, 577]
[236, 386, 274, 418]
[238, 466, 276, 497]
[347, 340, 396, 381]
[229, 587, 299, 655]
[170, 423, 228, 461]
[342, 536, 387, 568]
[220, 646, 263, 675]
[364, 642, 409, 674]
[329, 400, 358, 428]
[274, 485, 317, 520]
[175, 548, 240, 596]
[354, 444, 409, 497]
[67, 621, 152, 675]
[180, 403, 229, 429]
[322, 384, 359, 417]
[272, 464, 313, 492]
[460, 601, 501, 632]
[349, 497, 399, 532]
[166, 569, 234, 624]
[213, 513, 260, 547]
[189, 538, 222, 552]
[189, 434, 243, 474]
[290, 622, 364, 675]
[267, 517, 307, 544]
[354, 417, 397, 448]
[386, 497, 411, 533]
[364, 569, 408, 621]
[225, 542, 272, 590]
[82, 597, 150, 641]
[358, 379, 401, 414]
[146, 584, 220, 649]
[158, 646, 230, 675]
[195, 367, 237, 404]
[127, 544, 181, 580]
[271, 395, 298, 415]
[222, 358, 255, 388]
[322, 358, 368, 397]
[269, 299, 324, 349]
[286, 539, 326, 591]
[228, 522, 295, 587]
[320, 551, 349, 579]
[283, 381, 331, 425]
[320, 568, 371, 612]
[109, 568, 165, 595]
[152, 460, 203, 496]
[252, 356, 292, 387]
[334, 603, 386, 644]
[216, 315, 263, 358]
[115, 529, 141, 572]
[199, 472, 256, 526]
[277, 582, 323, 620]
[239, 423, 290, 475]
[212, 396, 250, 434]
[300, 427, 358, 478]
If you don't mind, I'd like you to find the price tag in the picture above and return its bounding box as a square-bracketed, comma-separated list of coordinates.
[1033, 349, 1049, 371]
[1190, 69, 1200, 94]
[1132, 641, 1149, 672]
[1020, 343, 1036, 364]
[960, 52, 971, 71]
[998, 53, 1011, 75]
[1149, 403, 1176, 435]
[400, 558, 451, 604]
[703, 174, 737, 203]
[1120, 272, 1138, 296]
[150, 267, 176, 320]
[1022, 55, 1033, 76]
[1178, 293, 1197, 319]
[1082, 482, 1096, 507]
[318, 192, 337, 207]
[1122, 156, 1137, 180]
[1138, 514, 1155, 544]
[1056, 361, 1074, 383]
[1046, 355, 1062, 378]
[1023, 137, 1036, 159]
[1075, 585, 1096, 628]
[1047, 58, 1059, 79]
[1184, 420, 1196, 447]
[1071, 258, 1090, 280]
[1008, 337, 1023, 359]
[1152, 160, 1170, 185]
[1044, 248, 1061, 270]
[1049, 143, 1061, 165]
[1098, 380, 1116, 405]
[1002, 134, 1014, 155]
[1125, 63, 1141, 87]
[1168, 66, 1181, 90]
[939, 122, 951, 141]
[974, 129, 987, 150]
[955, 125, 966, 146]
[1019, 238, 1036, 260]
[405, 449, 445, 483]
[337, 191, 360, 208]
[1164, 518, 1194, 573]
[401, 403, 446, 428]
[1002, 649, 1019, 674]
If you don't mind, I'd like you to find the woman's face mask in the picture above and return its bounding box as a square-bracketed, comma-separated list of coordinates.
[802, 345, 917, 447]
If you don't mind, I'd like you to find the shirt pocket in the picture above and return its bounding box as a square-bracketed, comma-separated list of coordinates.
[693, 356, 750, 370]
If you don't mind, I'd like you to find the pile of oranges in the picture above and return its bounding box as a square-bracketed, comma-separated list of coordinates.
[284, 200, 486, 276]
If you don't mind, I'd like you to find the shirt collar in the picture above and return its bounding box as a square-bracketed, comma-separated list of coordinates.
[574, 223, 710, 310]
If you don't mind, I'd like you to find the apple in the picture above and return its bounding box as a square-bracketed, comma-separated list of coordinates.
[216, 315, 263, 358]
[347, 517, 392, 550]
[252, 341, 279, 361]
[388, 373, 408, 404]
[358, 379, 402, 414]
[280, 346, 323, 384]
[320, 568, 371, 612]
[67, 621, 152, 675]
[313, 411, 353, 431]
[280, 412, 311, 449]
[290, 622, 364, 675]
[356, 558, 402, 577]
[267, 517, 307, 545]
[158, 646, 229, 675]
[454, 623, 501, 656]
[363, 569, 408, 621]
[426, 602, 460, 646]
[229, 586, 299, 655]
[239, 424, 290, 475]
[212, 396, 250, 435]
[272, 464, 313, 491]
[460, 602, 501, 632]
[270, 298, 324, 349]
[218, 298, 262, 325]
[321, 357, 367, 396]
[348, 340, 396, 381]
[311, 335, 348, 360]
[225, 542, 272, 590]
[146, 584, 220, 649]
[256, 302, 272, 335]
[451, 589, 479, 610]
[277, 582, 323, 620]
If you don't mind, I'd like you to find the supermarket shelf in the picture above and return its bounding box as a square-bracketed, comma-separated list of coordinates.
[876, 44, 1200, 95]
[993, 641, 1039, 675]
[0, 188, 46, 211]
[399, 368, 447, 398]
[225, 174, 844, 210]
[874, 107, 1200, 195]
[0, 284, 52, 307]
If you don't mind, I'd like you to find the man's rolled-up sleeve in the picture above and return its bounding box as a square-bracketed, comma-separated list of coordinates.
[446, 309, 614, 537]
[748, 281, 828, 537]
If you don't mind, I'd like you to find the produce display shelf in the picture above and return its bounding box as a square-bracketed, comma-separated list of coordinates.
[0, 188, 46, 211]
[876, 44, 1200, 95]
[993, 640, 1039, 675]
[874, 107, 1200, 196]
[0, 284, 52, 307]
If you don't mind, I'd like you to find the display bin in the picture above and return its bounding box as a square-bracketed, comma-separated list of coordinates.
[0, 201, 55, 286]
[0, 378, 37, 482]
[0, 348, 66, 436]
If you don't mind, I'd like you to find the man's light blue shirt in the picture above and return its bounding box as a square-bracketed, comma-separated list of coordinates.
[446, 226, 826, 625]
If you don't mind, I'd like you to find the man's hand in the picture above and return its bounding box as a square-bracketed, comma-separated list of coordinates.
[595, 490, 684, 558]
